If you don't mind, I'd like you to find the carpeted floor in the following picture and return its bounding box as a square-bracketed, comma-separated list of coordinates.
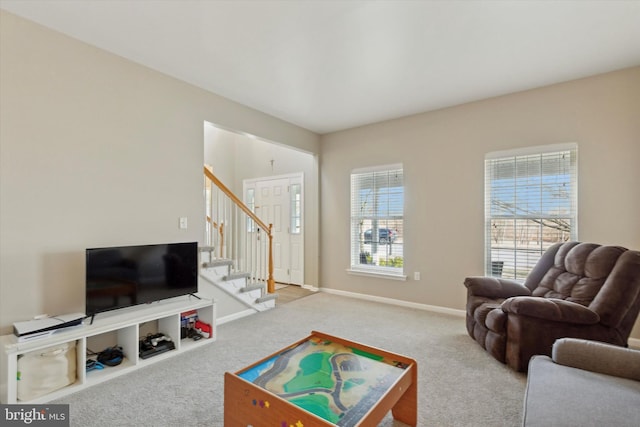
[54, 292, 526, 426]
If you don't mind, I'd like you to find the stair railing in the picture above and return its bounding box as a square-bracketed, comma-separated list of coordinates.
[204, 167, 275, 293]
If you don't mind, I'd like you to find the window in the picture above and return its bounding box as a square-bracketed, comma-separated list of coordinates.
[350, 164, 405, 278]
[290, 183, 301, 234]
[485, 144, 577, 280]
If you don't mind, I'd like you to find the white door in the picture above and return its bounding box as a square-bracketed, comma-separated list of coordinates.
[245, 173, 304, 285]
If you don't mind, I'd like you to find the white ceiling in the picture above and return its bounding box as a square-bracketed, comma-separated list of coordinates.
[2, 0, 640, 134]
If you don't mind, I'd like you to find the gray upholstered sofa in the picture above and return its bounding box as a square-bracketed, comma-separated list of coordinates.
[522, 338, 640, 426]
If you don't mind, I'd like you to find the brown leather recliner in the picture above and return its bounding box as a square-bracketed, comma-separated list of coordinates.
[464, 242, 640, 372]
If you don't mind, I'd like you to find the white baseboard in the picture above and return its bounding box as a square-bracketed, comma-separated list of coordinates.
[319, 288, 640, 348]
[319, 287, 466, 317]
[217, 309, 256, 325]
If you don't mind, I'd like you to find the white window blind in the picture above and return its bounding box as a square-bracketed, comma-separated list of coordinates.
[485, 144, 577, 280]
[350, 164, 404, 276]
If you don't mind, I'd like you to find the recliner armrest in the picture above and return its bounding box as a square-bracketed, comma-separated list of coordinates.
[501, 297, 599, 324]
[464, 276, 531, 299]
[552, 338, 640, 381]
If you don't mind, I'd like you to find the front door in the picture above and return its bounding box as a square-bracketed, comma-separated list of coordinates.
[245, 173, 304, 285]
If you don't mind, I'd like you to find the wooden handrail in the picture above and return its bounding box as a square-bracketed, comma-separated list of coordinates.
[204, 167, 275, 293]
[204, 168, 270, 232]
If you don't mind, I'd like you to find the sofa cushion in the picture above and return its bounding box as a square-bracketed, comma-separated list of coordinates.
[531, 243, 626, 306]
[552, 338, 640, 381]
[501, 297, 599, 324]
[473, 303, 501, 326]
[523, 355, 640, 427]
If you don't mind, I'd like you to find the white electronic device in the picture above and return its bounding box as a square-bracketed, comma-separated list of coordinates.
[13, 313, 86, 342]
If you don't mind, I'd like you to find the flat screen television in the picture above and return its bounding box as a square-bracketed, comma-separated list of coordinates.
[86, 242, 198, 317]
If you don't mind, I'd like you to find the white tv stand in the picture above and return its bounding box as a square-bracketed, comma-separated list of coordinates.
[0, 296, 216, 404]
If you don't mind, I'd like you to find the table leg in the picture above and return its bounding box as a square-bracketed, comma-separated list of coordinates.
[391, 367, 417, 426]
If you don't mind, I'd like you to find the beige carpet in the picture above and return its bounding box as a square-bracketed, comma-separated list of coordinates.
[55, 292, 526, 426]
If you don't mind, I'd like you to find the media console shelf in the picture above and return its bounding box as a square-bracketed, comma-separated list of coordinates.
[0, 297, 216, 404]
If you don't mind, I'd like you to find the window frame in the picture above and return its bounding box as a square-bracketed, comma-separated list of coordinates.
[347, 163, 406, 281]
[485, 143, 578, 280]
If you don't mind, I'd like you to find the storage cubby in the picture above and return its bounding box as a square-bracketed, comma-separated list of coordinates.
[84, 325, 138, 387]
[1, 297, 215, 404]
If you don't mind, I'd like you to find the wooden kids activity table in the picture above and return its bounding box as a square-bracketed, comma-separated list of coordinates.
[224, 331, 417, 426]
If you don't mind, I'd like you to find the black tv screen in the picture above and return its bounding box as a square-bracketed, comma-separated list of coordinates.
[86, 242, 198, 316]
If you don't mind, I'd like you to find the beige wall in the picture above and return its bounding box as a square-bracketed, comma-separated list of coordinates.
[0, 11, 319, 334]
[319, 67, 640, 339]
[2, 9, 639, 341]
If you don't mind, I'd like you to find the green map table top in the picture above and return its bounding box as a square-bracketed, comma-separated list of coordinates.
[238, 334, 410, 425]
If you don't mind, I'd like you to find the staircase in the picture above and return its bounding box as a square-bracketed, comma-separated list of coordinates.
[199, 248, 277, 312]
[198, 168, 278, 313]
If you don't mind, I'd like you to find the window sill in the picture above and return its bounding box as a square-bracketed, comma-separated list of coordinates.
[346, 268, 408, 281]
